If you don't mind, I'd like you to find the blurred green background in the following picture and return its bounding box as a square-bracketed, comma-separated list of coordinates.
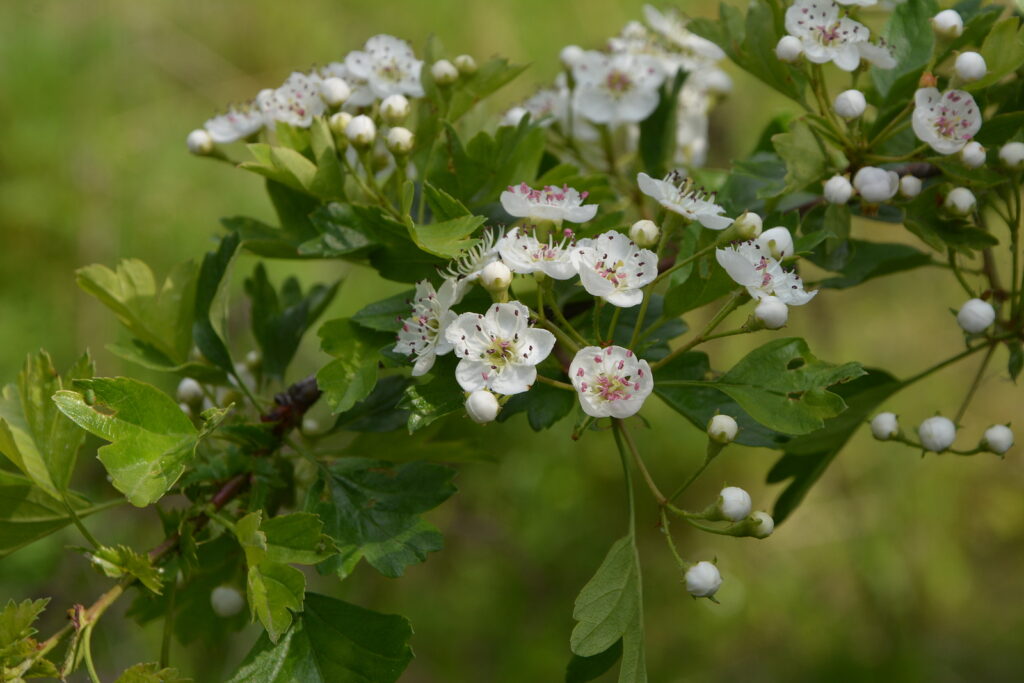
[2, 1, 1023, 681]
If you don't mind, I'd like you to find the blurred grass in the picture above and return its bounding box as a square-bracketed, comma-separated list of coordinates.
[1, 1, 1023, 681]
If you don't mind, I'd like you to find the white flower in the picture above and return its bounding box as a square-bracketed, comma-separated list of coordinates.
[751, 511, 774, 538]
[320, 77, 351, 107]
[453, 54, 477, 75]
[443, 228, 504, 282]
[956, 298, 995, 333]
[899, 175, 922, 198]
[628, 219, 660, 248]
[186, 129, 214, 156]
[999, 142, 1024, 169]
[204, 102, 264, 143]
[853, 166, 898, 202]
[685, 561, 722, 598]
[932, 10, 964, 39]
[571, 51, 665, 124]
[393, 278, 460, 376]
[776, 35, 803, 63]
[637, 171, 732, 229]
[918, 416, 956, 452]
[518, 86, 571, 128]
[912, 87, 982, 155]
[445, 301, 555, 395]
[345, 114, 376, 147]
[833, 89, 866, 119]
[479, 261, 513, 293]
[177, 378, 203, 404]
[572, 231, 657, 307]
[210, 586, 245, 618]
[824, 175, 855, 204]
[431, 59, 459, 85]
[380, 94, 411, 124]
[784, 0, 895, 72]
[708, 414, 739, 443]
[715, 241, 816, 305]
[955, 52, 987, 83]
[755, 296, 789, 329]
[385, 126, 414, 155]
[871, 412, 899, 440]
[982, 425, 1014, 454]
[569, 345, 654, 418]
[465, 390, 500, 424]
[759, 227, 794, 261]
[256, 72, 326, 128]
[719, 487, 752, 522]
[344, 34, 424, 106]
[497, 227, 577, 280]
[641, 4, 726, 63]
[500, 183, 597, 224]
[945, 187, 976, 216]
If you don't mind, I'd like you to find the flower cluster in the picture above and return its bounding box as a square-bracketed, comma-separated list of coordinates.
[781, 0, 895, 72]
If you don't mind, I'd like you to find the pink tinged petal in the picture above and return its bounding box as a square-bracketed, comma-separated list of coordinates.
[715, 248, 763, 288]
[455, 360, 489, 392]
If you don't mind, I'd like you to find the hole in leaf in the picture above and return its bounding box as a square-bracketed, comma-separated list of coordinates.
[786, 358, 806, 370]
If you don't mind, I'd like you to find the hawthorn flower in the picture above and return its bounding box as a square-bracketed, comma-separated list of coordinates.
[755, 296, 789, 329]
[393, 278, 460, 376]
[465, 390, 500, 424]
[833, 89, 866, 119]
[784, 0, 895, 72]
[642, 5, 726, 63]
[824, 175, 855, 204]
[776, 35, 803, 63]
[431, 59, 459, 85]
[750, 511, 775, 538]
[932, 9, 964, 39]
[210, 586, 245, 618]
[708, 414, 739, 443]
[500, 183, 598, 224]
[955, 52, 987, 83]
[256, 72, 326, 128]
[685, 561, 722, 598]
[637, 171, 732, 229]
[715, 240, 816, 305]
[912, 88, 982, 155]
[572, 231, 657, 307]
[899, 175, 922, 198]
[999, 142, 1024, 169]
[956, 298, 995, 333]
[443, 228, 504, 282]
[320, 77, 351, 107]
[717, 487, 752, 522]
[853, 167, 898, 202]
[204, 102, 264, 143]
[945, 187, 976, 216]
[628, 219, 660, 248]
[344, 34, 424, 106]
[571, 50, 665, 124]
[982, 425, 1014, 454]
[918, 416, 956, 452]
[445, 301, 556, 395]
[569, 345, 654, 418]
[186, 129, 214, 156]
[870, 412, 899, 440]
[498, 227, 577, 280]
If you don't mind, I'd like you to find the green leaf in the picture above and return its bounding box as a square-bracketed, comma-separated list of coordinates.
[813, 239, 932, 289]
[570, 536, 641, 658]
[772, 120, 842, 194]
[662, 254, 737, 319]
[904, 186, 998, 253]
[0, 470, 103, 558]
[446, 57, 528, 122]
[106, 341, 226, 383]
[247, 561, 305, 643]
[317, 319, 387, 414]
[89, 544, 163, 594]
[411, 215, 486, 258]
[423, 182, 471, 222]
[965, 17, 1024, 92]
[193, 233, 241, 374]
[300, 204, 376, 258]
[566, 640, 623, 683]
[399, 360, 465, 433]
[235, 511, 337, 566]
[114, 663, 189, 683]
[871, 0, 938, 100]
[436, 121, 546, 207]
[0, 597, 48, 662]
[227, 593, 413, 683]
[352, 290, 414, 333]
[331, 376, 411, 433]
[499, 380, 576, 431]
[52, 378, 210, 507]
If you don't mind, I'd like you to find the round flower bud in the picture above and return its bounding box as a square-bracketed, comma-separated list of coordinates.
[998, 142, 1024, 170]
[245, 349, 262, 370]
[685, 561, 722, 598]
[732, 211, 763, 240]
[944, 187, 976, 216]
[982, 424, 1014, 454]
[954, 51, 987, 83]
[479, 261, 513, 293]
[775, 35, 803, 63]
[956, 298, 995, 333]
[210, 585, 245, 617]
[329, 111, 353, 137]
[431, 59, 459, 85]
[345, 114, 376, 148]
[319, 77, 351, 106]
[560, 45, 585, 69]
[932, 10, 964, 39]
[759, 227, 794, 261]
[854, 167, 898, 203]
[719, 486, 752, 522]
[301, 417, 321, 435]
[628, 219, 660, 248]
[870, 412, 899, 441]
[755, 296, 789, 330]
[380, 94, 411, 124]
[833, 89, 866, 120]
[702, 70, 733, 96]
[186, 129, 214, 156]
[708, 414, 738, 444]
[918, 416, 956, 453]
[960, 141, 986, 169]
[899, 175, 922, 198]
[177, 377, 203, 404]
[385, 126, 415, 155]
[453, 54, 477, 75]
[465, 390, 500, 424]
[824, 175, 854, 205]
[751, 511, 774, 538]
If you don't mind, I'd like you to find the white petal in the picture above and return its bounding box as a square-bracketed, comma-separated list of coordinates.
[606, 288, 644, 307]
[715, 248, 762, 287]
[519, 328, 556, 365]
[698, 212, 733, 230]
[455, 360, 489, 392]
[489, 364, 536, 395]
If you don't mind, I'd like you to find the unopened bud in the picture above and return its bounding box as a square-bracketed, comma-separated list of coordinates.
[833, 89, 866, 120]
[956, 298, 995, 333]
[177, 378, 203, 404]
[186, 129, 214, 156]
[954, 51, 987, 83]
[754, 296, 788, 330]
[385, 126, 415, 155]
[932, 10, 964, 39]
[329, 111, 353, 137]
[899, 175, 922, 198]
[732, 211, 763, 239]
[870, 412, 899, 440]
[758, 227, 793, 261]
[775, 35, 802, 63]
[345, 114, 376, 147]
[708, 414, 738, 444]
[685, 561, 722, 598]
[320, 77, 351, 106]
[999, 142, 1024, 170]
[560, 45, 585, 69]
[750, 511, 774, 538]
[717, 486, 752, 522]
[480, 261, 513, 295]
[824, 175, 854, 204]
[918, 416, 956, 453]
[628, 219, 660, 248]
[982, 424, 1014, 454]
[960, 141, 986, 168]
[944, 187, 976, 216]
[210, 586, 245, 617]
[380, 94, 411, 124]
[431, 59, 459, 85]
[853, 167, 898, 203]
[453, 54, 477, 75]
[465, 390, 500, 424]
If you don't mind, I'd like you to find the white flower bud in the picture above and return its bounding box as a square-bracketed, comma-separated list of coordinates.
[431, 59, 459, 85]
[775, 35, 803, 63]
[245, 349, 262, 369]
[759, 227, 794, 261]
[345, 114, 376, 147]
[732, 211, 763, 240]
[465, 390, 500, 424]
[685, 561, 722, 598]
[329, 111, 353, 138]
[755, 296, 789, 330]
[870, 412, 899, 440]
[302, 417, 321, 435]
[480, 261, 513, 292]
[186, 129, 214, 156]
[824, 175, 854, 204]
[932, 10, 964, 39]
[319, 77, 351, 106]
[899, 175, 922, 198]
[210, 585, 245, 617]
[954, 51, 987, 83]
[833, 89, 866, 120]
[719, 486, 752, 522]
[708, 414, 738, 444]
[918, 416, 956, 452]
[751, 511, 774, 538]
[502, 107, 527, 128]
[956, 298, 995, 333]
[560, 45, 585, 69]
[998, 142, 1024, 169]
[628, 219, 660, 248]
[702, 70, 732, 96]
[453, 54, 477, 74]
[944, 187, 976, 216]
[177, 378, 203, 404]
[380, 94, 411, 124]
[982, 424, 1014, 454]
[853, 167, 898, 203]
[960, 141, 986, 168]
[385, 126, 415, 155]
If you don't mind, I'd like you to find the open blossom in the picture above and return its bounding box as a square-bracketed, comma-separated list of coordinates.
[498, 227, 577, 279]
[912, 87, 982, 155]
[343, 34, 424, 106]
[637, 172, 732, 230]
[393, 278, 460, 376]
[443, 228, 503, 283]
[500, 183, 598, 224]
[205, 102, 265, 143]
[572, 231, 657, 307]
[256, 72, 326, 128]
[445, 301, 555, 395]
[715, 238, 816, 305]
[641, 5, 725, 64]
[571, 50, 665, 124]
[570, 345, 654, 418]
[784, 0, 895, 72]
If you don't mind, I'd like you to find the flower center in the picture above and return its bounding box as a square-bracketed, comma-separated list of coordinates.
[595, 259, 627, 287]
[604, 70, 634, 94]
[931, 101, 974, 141]
[483, 337, 518, 368]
